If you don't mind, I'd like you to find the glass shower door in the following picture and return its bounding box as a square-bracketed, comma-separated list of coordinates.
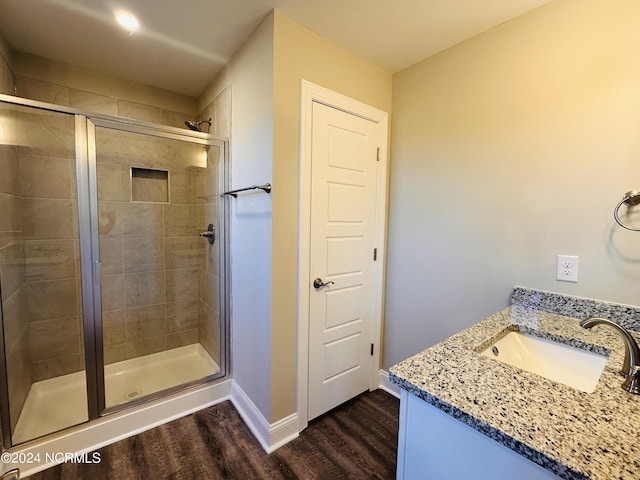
[0, 101, 88, 445]
[92, 122, 225, 409]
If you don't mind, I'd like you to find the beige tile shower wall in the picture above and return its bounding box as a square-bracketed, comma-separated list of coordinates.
[1, 104, 81, 417]
[0, 55, 32, 429]
[0, 46, 15, 95]
[19, 110, 84, 382]
[12, 52, 198, 127]
[15, 74, 197, 129]
[197, 89, 228, 364]
[8, 51, 223, 369]
[196, 146, 221, 365]
[199, 86, 231, 138]
[98, 129, 218, 364]
[0, 142, 31, 429]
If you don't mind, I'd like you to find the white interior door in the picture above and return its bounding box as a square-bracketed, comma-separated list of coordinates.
[307, 101, 379, 420]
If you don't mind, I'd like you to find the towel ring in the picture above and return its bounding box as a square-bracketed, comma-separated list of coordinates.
[614, 191, 640, 231]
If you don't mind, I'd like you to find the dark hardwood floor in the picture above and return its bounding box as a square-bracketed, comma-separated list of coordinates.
[28, 389, 399, 479]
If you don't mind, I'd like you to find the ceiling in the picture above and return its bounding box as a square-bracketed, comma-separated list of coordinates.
[0, 0, 553, 97]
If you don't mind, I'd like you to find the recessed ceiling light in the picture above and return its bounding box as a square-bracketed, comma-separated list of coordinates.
[115, 11, 140, 35]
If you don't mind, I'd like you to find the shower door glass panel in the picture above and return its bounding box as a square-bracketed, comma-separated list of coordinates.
[0, 102, 88, 444]
[94, 126, 223, 408]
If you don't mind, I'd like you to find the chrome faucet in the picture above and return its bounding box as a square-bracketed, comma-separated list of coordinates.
[580, 317, 640, 395]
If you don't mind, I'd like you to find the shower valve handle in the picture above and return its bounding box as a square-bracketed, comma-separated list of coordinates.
[199, 224, 216, 245]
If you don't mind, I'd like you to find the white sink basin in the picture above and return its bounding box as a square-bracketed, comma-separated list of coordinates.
[480, 330, 608, 393]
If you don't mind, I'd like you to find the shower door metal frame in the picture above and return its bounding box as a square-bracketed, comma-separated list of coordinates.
[76, 115, 101, 423]
[0, 265, 8, 450]
[0, 93, 230, 447]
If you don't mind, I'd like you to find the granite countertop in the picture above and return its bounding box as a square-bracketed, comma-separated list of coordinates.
[389, 287, 640, 480]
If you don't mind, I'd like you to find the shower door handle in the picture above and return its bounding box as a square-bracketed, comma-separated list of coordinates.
[199, 224, 216, 245]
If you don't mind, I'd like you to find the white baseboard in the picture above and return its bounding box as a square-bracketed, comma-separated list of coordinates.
[378, 369, 401, 398]
[230, 380, 299, 453]
[5, 379, 232, 478]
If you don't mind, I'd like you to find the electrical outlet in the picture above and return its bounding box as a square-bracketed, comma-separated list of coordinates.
[556, 255, 579, 282]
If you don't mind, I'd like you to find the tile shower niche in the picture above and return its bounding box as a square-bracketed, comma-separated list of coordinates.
[131, 167, 169, 203]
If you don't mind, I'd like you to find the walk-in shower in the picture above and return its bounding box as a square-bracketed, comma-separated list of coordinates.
[0, 95, 229, 448]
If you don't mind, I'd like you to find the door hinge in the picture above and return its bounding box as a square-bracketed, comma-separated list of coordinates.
[370, 343, 374, 356]
[373, 248, 377, 261]
[376, 147, 380, 162]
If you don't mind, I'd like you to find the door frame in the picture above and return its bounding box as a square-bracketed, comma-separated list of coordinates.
[297, 80, 389, 430]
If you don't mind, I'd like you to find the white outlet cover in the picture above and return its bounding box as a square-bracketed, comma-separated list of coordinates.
[557, 255, 579, 282]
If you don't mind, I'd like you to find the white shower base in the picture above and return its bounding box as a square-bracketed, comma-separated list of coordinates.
[13, 343, 219, 445]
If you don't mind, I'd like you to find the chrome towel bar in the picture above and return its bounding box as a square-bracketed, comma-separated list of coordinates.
[222, 183, 271, 198]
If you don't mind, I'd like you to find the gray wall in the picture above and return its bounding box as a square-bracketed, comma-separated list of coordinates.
[384, 0, 640, 369]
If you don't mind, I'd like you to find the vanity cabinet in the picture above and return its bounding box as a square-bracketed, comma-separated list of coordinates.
[396, 390, 562, 480]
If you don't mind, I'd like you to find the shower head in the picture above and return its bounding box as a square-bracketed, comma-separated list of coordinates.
[185, 118, 211, 132]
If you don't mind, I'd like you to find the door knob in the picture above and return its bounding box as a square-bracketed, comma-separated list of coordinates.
[313, 277, 335, 289]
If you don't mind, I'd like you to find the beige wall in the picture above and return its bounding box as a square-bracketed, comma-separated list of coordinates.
[215, 13, 274, 420]
[204, 10, 392, 424]
[385, 0, 640, 369]
[271, 11, 392, 421]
